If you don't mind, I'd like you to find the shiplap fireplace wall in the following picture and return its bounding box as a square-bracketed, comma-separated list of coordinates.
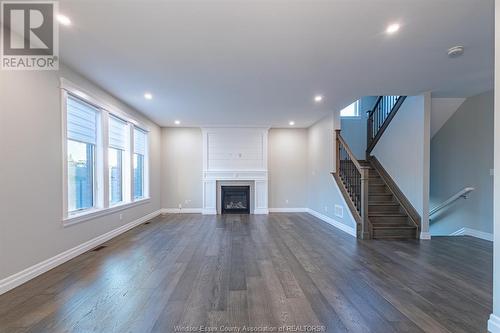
[202, 127, 269, 214]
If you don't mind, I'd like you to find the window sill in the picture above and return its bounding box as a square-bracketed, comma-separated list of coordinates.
[62, 198, 151, 227]
[340, 116, 362, 120]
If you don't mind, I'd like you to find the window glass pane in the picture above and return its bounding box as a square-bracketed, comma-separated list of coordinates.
[340, 101, 359, 117]
[109, 148, 123, 204]
[67, 140, 94, 212]
[134, 153, 144, 199]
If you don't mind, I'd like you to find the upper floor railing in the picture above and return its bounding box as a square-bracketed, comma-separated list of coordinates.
[366, 95, 407, 155]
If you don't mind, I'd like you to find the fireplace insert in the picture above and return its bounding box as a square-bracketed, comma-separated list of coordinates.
[221, 186, 250, 214]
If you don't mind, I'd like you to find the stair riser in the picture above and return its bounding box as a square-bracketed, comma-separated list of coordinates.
[369, 186, 390, 194]
[369, 179, 385, 186]
[370, 216, 409, 224]
[373, 229, 417, 239]
[369, 195, 393, 203]
[371, 223, 412, 228]
[368, 205, 402, 214]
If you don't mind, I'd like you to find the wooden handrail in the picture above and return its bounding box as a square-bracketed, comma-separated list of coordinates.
[335, 130, 363, 172]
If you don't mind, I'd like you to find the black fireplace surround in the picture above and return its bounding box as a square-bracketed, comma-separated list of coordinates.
[221, 186, 250, 214]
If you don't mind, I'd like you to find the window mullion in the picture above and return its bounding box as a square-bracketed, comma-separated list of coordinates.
[129, 123, 135, 202]
[101, 111, 110, 209]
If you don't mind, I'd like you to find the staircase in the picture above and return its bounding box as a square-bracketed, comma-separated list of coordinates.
[362, 160, 418, 239]
[332, 96, 421, 240]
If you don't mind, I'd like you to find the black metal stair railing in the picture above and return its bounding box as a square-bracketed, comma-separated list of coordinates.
[366, 95, 406, 155]
[335, 130, 371, 239]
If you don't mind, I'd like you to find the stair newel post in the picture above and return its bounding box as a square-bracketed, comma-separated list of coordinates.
[335, 129, 341, 173]
[360, 166, 371, 240]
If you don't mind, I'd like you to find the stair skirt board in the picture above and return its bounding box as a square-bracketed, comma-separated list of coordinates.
[448, 227, 493, 242]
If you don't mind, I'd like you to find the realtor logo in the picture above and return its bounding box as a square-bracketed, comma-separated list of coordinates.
[1, 1, 59, 70]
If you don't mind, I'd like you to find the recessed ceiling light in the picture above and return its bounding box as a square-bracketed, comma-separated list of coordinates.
[144, 92, 153, 100]
[314, 95, 323, 103]
[289, 121, 295, 126]
[386, 23, 400, 34]
[57, 14, 71, 26]
[174, 120, 181, 125]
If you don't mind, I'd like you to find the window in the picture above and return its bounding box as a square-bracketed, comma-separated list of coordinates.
[340, 100, 359, 118]
[62, 79, 150, 224]
[133, 128, 147, 199]
[108, 116, 128, 205]
[66, 95, 98, 213]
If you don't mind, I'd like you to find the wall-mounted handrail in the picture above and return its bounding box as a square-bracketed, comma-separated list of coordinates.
[429, 187, 475, 217]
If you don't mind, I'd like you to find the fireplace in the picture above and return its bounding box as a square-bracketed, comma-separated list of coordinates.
[221, 186, 250, 214]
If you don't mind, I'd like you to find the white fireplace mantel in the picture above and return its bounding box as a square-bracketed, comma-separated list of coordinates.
[201, 127, 269, 215]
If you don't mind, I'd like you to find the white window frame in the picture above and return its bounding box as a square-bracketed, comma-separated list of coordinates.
[108, 115, 129, 206]
[132, 127, 149, 200]
[340, 100, 360, 118]
[61, 78, 151, 227]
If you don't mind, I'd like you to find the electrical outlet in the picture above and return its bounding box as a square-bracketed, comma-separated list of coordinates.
[178, 203, 182, 209]
[119, 214, 123, 220]
[285, 199, 289, 204]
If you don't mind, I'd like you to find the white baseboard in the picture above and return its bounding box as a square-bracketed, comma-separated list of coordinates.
[253, 208, 269, 215]
[449, 227, 493, 241]
[420, 231, 432, 240]
[202, 208, 217, 215]
[306, 208, 356, 237]
[162, 208, 202, 214]
[489, 314, 500, 333]
[0, 209, 162, 296]
[269, 208, 308, 213]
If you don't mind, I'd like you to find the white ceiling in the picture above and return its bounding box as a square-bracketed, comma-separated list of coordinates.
[58, 0, 494, 128]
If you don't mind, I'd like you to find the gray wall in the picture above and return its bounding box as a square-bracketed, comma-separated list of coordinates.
[268, 129, 308, 208]
[159, 127, 310, 210]
[161, 127, 203, 209]
[0, 65, 162, 281]
[340, 96, 377, 159]
[430, 91, 494, 235]
[371, 95, 430, 221]
[307, 114, 357, 228]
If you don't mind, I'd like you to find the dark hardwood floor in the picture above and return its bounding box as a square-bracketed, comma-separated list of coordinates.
[0, 213, 492, 333]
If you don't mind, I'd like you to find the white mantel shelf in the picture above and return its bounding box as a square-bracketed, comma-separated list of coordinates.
[201, 128, 269, 215]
